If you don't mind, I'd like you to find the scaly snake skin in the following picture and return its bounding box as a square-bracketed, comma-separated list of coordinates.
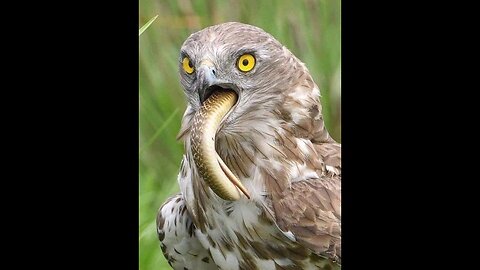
[190, 89, 250, 201]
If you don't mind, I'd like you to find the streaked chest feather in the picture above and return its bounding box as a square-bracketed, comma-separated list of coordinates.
[178, 128, 335, 269]
[190, 188, 317, 270]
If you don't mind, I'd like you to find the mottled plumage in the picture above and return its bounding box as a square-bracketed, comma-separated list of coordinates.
[157, 22, 341, 270]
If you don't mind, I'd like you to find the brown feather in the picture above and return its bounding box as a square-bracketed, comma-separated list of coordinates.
[159, 22, 341, 269]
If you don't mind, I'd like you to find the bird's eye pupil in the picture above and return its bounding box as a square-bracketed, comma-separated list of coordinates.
[188, 61, 193, 68]
[242, 59, 249, 66]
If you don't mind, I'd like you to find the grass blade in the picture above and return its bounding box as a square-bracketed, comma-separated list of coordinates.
[139, 15, 158, 36]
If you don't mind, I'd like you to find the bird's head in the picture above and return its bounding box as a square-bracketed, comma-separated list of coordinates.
[176, 22, 317, 202]
[178, 22, 309, 122]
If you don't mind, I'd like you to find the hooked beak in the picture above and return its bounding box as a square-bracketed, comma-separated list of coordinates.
[197, 60, 239, 104]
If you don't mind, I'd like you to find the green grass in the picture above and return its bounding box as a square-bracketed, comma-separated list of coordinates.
[139, 15, 159, 36]
[139, 1, 341, 269]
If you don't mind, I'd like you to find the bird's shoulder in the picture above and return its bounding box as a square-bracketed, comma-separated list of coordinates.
[272, 176, 341, 262]
[264, 76, 341, 263]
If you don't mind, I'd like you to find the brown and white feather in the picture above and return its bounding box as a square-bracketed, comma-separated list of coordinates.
[157, 22, 341, 270]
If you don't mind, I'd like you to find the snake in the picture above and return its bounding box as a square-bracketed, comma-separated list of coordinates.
[190, 89, 251, 201]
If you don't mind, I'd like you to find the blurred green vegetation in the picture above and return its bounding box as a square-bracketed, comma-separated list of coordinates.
[139, 0, 340, 269]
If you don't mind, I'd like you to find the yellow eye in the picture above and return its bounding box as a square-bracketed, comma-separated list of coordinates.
[182, 57, 194, 74]
[237, 54, 255, 72]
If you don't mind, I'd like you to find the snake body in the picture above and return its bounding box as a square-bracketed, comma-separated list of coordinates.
[190, 89, 250, 201]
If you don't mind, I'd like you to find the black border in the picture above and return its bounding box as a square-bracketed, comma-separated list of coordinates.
[341, 2, 467, 268]
[20, 1, 140, 267]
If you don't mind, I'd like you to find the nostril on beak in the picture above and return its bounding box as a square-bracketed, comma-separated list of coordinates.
[211, 69, 216, 75]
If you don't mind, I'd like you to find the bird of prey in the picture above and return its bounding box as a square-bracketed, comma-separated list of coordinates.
[156, 22, 341, 270]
